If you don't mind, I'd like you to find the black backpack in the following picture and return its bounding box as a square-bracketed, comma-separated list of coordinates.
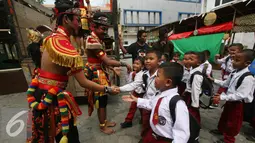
[189, 69, 214, 109]
[169, 95, 200, 143]
[234, 72, 255, 123]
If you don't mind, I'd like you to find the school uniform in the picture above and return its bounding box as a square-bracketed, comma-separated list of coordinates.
[215, 55, 234, 94]
[214, 67, 255, 143]
[178, 66, 190, 96]
[137, 88, 190, 143]
[184, 66, 203, 124]
[120, 70, 157, 137]
[120, 70, 144, 123]
[200, 60, 212, 76]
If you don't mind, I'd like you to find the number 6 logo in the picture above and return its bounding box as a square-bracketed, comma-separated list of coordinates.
[6, 110, 28, 137]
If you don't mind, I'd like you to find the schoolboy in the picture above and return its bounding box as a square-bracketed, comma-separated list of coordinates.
[122, 62, 190, 143]
[183, 52, 205, 124]
[200, 50, 212, 76]
[179, 51, 192, 96]
[116, 49, 161, 140]
[211, 49, 255, 143]
[120, 57, 145, 128]
[215, 43, 243, 81]
[170, 52, 180, 63]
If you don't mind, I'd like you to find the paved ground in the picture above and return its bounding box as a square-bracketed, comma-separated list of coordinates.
[0, 70, 254, 143]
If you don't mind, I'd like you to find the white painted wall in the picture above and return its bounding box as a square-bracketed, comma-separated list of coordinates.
[117, 0, 201, 46]
[118, 0, 201, 25]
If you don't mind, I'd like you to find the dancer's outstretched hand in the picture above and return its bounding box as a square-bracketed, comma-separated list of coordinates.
[122, 93, 137, 102]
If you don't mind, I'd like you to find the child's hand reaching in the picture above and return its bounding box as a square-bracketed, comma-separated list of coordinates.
[215, 54, 220, 60]
[122, 93, 138, 102]
[207, 75, 214, 82]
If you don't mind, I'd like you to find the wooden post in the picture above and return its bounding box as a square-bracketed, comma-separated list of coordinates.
[228, 9, 237, 46]
[112, 0, 120, 85]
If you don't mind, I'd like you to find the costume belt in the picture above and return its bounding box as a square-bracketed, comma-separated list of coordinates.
[38, 77, 67, 89]
[37, 68, 68, 90]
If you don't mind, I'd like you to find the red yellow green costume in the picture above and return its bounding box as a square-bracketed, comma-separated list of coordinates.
[26, 26, 83, 143]
[84, 32, 110, 116]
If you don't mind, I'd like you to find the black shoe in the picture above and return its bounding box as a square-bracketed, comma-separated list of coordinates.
[209, 104, 219, 109]
[120, 121, 132, 128]
[210, 129, 223, 135]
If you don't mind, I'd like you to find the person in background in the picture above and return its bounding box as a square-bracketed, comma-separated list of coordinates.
[152, 28, 174, 60]
[170, 52, 181, 63]
[161, 53, 169, 64]
[127, 30, 149, 62]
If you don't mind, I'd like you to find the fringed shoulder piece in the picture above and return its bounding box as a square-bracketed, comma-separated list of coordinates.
[85, 32, 103, 50]
[43, 33, 83, 68]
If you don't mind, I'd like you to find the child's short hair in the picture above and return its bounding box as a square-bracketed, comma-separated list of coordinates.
[229, 43, 244, 51]
[134, 56, 145, 65]
[162, 53, 169, 60]
[242, 49, 255, 62]
[184, 51, 193, 55]
[159, 62, 184, 87]
[195, 52, 206, 63]
[146, 49, 162, 60]
[203, 50, 211, 57]
[174, 52, 180, 57]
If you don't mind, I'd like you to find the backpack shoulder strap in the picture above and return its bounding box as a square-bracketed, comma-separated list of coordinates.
[142, 71, 148, 90]
[169, 95, 182, 125]
[225, 56, 230, 66]
[190, 71, 203, 85]
[236, 72, 253, 90]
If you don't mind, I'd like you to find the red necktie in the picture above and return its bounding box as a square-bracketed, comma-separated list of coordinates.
[152, 97, 163, 125]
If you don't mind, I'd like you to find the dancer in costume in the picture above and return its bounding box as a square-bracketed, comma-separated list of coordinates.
[26, 1, 117, 143]
[84, 12, 131, 134]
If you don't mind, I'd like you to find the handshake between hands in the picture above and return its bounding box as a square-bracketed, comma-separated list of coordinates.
[108, 86, 138, 103]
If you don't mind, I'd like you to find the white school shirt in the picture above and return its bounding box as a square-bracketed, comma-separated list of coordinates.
[182, 67, 191, 83]
[216, 55, 234, 74]
[126, 72, 134, 83]
[200, 60, 212, 76]
[137, 88, 190, 143]
[214, 67, 255, 103]
[185, 66, 203, 108]
[120, 70, 157, 98]
[120, 70, 145, 94]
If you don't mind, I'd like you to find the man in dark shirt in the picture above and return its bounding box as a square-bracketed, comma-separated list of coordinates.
[127, 30, 149, 62]
[152, 28, 174, 60]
